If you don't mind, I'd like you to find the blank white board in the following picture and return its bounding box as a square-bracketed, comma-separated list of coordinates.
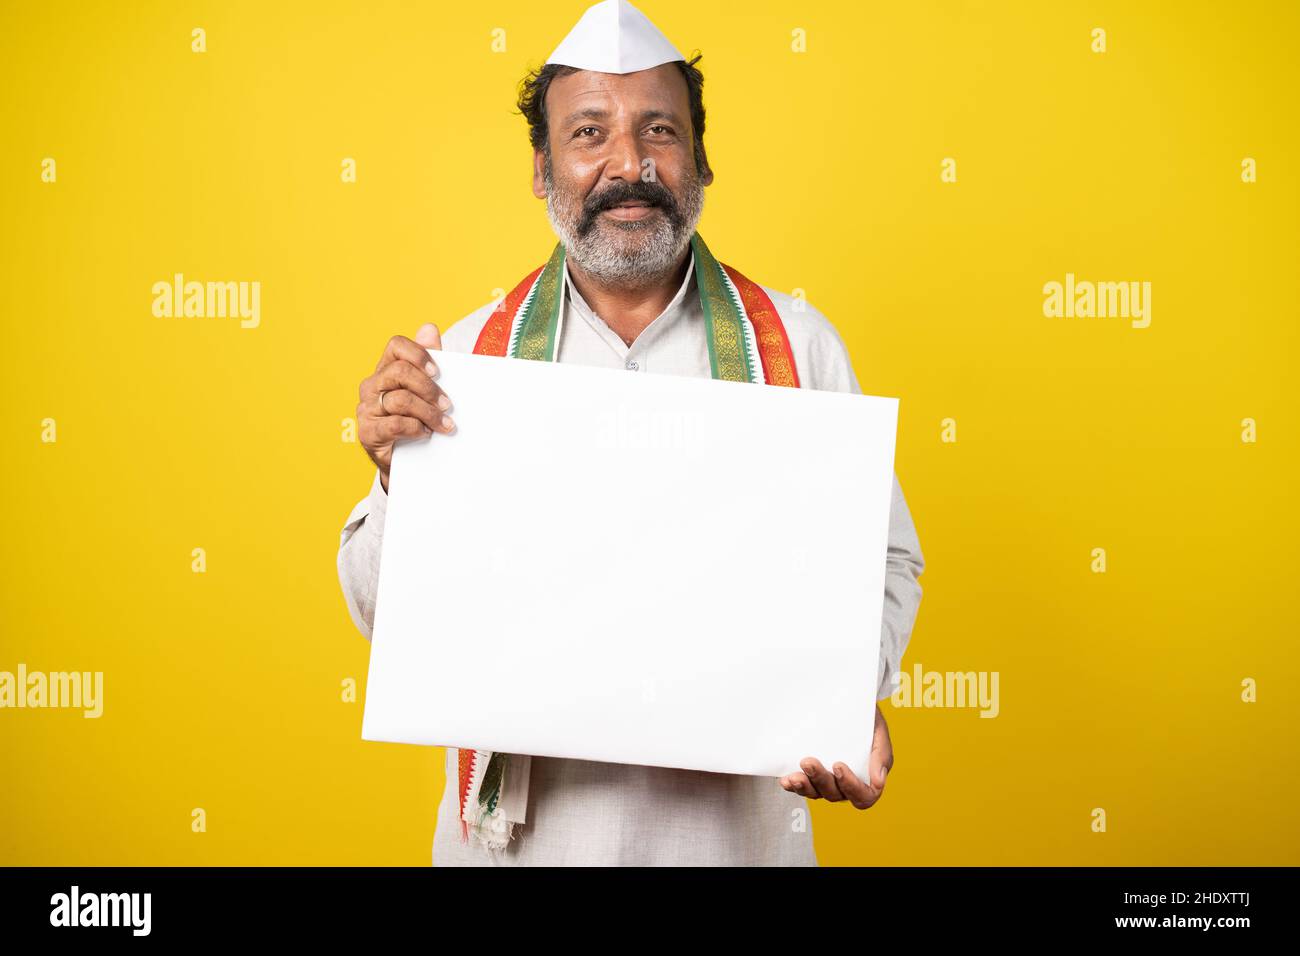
[361, 349, 899, 779]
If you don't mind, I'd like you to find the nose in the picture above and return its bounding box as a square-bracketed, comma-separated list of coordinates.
[600, 128, 644, 183]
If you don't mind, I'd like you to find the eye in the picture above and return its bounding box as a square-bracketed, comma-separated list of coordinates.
[575, 126, 600, 137]
[647, 125, 672, 135]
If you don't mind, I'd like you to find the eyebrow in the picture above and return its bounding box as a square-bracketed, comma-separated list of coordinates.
[559, 107, 685, 128]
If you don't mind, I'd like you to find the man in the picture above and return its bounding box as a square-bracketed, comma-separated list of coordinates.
[337, 0, 925, 866]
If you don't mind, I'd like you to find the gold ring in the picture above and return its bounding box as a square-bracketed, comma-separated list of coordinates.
[378, 390, 391, 415]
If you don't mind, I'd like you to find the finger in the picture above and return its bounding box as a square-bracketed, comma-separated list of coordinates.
[413, 323, 442, 350]
[866, 755, 890, 793]
[778, 772, 821, 800]
[375, 334, 441, 379]
[364, 360, 450, 412]
[371, 414, 428, 443]
[798, 757, 847, 802]
[832, 761, 882, 810]
[373, 389, 452, 434]
[869, 704, 894, 790]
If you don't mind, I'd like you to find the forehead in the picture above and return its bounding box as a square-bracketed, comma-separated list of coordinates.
[545, 63, 691, 122]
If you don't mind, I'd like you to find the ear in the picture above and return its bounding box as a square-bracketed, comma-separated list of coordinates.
[532, 149, 547, 199]
[697, 145, 714, 187]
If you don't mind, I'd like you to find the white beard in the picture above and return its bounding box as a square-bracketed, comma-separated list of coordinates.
[545, 170, 705, 285]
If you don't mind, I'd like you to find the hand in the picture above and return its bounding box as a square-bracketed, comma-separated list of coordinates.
[779, 703, 893, 810]
[357, 323, 456, 492]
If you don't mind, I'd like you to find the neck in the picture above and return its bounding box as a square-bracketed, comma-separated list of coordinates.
[566, 245, 692, 348]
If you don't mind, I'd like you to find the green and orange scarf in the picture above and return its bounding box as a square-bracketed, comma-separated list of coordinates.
[457, 232, 801, 850]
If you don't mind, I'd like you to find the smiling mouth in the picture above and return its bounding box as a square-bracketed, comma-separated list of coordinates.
[602, 201, 659, 220]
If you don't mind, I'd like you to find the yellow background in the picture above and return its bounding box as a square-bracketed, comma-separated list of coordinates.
[1, 0, 1296, 865]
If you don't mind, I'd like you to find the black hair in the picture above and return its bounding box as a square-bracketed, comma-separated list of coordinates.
[516, 54, 708, 174]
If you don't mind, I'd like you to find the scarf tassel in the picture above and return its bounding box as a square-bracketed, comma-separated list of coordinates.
[457, 749, 530, 850]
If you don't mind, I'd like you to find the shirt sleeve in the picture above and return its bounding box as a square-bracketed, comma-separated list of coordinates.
[337, 467, 389, 641]
[801, 309, 926, 701]
[875, 471, 925, 700]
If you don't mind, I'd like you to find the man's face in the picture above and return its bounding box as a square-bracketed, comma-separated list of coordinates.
[533, 63, 712, 284]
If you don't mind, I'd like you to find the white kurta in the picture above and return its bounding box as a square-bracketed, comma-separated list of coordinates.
[337, 250, 926, 866]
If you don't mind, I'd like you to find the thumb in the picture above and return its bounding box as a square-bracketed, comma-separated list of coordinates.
[869, 705, 893, 789]
[414, 323, 442, 350]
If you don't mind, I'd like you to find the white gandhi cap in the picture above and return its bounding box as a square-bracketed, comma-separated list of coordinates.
[546, 0, 686, 74]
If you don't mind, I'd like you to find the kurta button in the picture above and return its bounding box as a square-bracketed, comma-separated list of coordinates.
[626, 359, 640, 371]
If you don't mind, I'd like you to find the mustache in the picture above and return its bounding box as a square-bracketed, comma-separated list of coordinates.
[578, 179, 681, 235]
